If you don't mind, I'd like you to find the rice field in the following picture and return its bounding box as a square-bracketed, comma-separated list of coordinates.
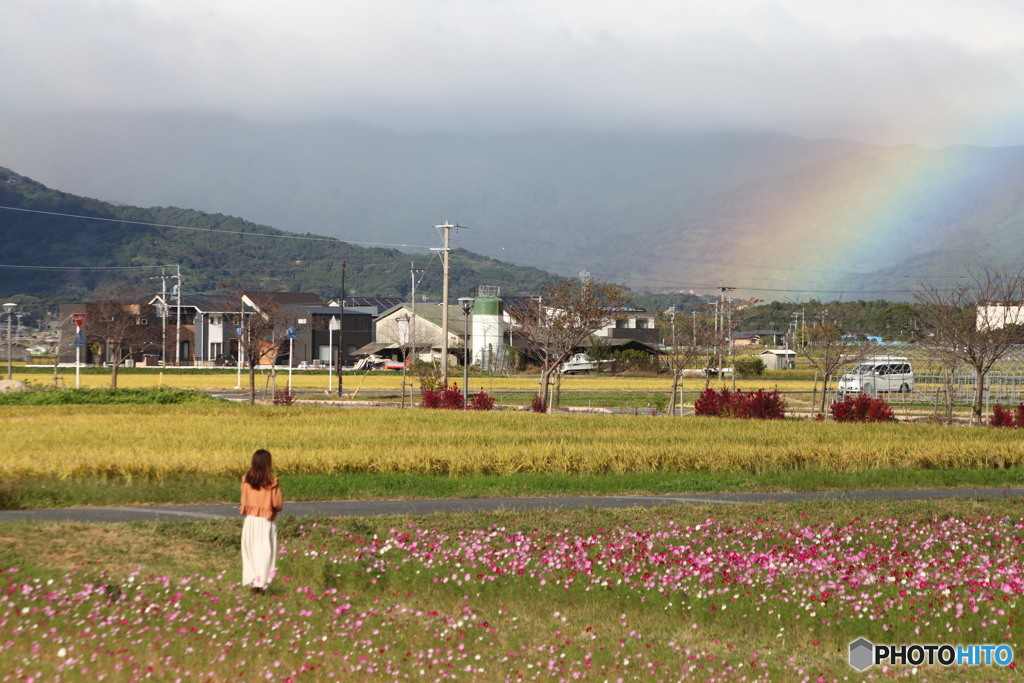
[3, 403, 1024, 480]
[10, 366, 818, 393]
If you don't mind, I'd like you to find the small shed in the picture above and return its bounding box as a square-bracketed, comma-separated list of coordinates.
[757, 348, 796, 371]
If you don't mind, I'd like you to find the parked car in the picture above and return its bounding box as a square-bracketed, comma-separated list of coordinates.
[559, 353, 597, 374]
[837, 357, 914, 395]
[214, 353, 236, 366]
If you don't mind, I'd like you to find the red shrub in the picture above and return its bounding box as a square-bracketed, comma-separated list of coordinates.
[694, 388, 785, 419]
[742, 389, 787, 420]
[467, 389, 495, 411]
[530, 396, 547, 413]
[989, 403, 1024, 428]
[421, 383, 466, 409]
[693, 388, 723, 416]
[272, 389, 295, 406]
[831, 394, 896, 423]
[990, 404, 1014, 427]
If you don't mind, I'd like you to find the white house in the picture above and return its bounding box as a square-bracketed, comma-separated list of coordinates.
[976, 302, 1024, 331]
[370, 304, 468, 365]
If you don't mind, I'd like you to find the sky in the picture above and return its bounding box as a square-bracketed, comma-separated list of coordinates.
[3, 0, 1024, 147]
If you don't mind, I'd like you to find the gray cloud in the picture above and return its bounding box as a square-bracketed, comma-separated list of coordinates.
[2, 0, 1023, 145]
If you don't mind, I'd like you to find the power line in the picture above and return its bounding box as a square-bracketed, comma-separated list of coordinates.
[0, 263, 178, 271]
[0, 205, 437, 251]
[0, 204, 973, 298]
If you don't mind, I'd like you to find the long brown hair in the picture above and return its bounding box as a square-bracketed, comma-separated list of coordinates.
[244, 449, 274, 490]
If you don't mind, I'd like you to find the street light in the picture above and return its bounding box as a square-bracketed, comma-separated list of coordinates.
[3, 303, 16, 380]
[397, 314, 410, 408]
[327, 316, 340, 394]
[458, 297, 474, 408]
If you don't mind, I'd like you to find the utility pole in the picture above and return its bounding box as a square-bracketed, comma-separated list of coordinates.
[173, 266, 182, 366]
[407, 262, 426, 407]
[409, 263, 426, 357]
[336, 260, 346, 397]
[151, 269, 170, 365]
[432, 220, 465, 388]
[716, 285, 734, 377]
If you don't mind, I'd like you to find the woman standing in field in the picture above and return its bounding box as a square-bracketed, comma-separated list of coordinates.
[240, 449, 283, 595]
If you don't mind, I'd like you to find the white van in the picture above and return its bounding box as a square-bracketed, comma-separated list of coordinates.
[837, 357, 914, 396]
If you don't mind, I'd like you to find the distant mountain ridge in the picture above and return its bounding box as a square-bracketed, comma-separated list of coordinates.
[1, 110, 1023, 299]
[0, 168, 563, 302]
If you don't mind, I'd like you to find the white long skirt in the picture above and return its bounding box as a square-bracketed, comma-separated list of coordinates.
[241, 515, 278, 589]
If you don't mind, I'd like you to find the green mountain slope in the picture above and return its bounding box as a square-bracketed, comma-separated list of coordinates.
[0, 169, 562, 302]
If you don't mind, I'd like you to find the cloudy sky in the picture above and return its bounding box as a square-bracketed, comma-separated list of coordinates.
[3, 0, 1024, 147]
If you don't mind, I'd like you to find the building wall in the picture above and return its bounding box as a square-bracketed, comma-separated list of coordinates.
[977, 303, 1024, 331]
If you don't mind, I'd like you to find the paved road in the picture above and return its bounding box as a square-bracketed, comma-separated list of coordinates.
[1, 487, 1021, 524]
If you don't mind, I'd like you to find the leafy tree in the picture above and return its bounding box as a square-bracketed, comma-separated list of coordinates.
[733, 356, 766, 378]
[585, 335, 614, 371]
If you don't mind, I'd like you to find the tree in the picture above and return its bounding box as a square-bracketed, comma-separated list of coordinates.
[914, 269, 1024, 425]
[508, 278, 629, 412]
[656, 308, 716, 416]
[585, 335, 614, 371]
[795, 306, 873, 414]
[86, 290, 161, 388]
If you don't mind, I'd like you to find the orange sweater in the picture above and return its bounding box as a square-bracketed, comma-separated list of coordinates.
[240, 477, 283, 521]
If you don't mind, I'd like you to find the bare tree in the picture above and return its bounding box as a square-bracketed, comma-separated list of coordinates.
[796, 306, 874, 414]
[656, 308, 716, 415]
[87, 290, 161, 388]
[508, 278, 629, 412]
[914, 269, 1024, 425]
[234, 292, 289, 404]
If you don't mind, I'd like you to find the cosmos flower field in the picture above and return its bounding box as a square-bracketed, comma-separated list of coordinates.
[2, 506, 1021, 681]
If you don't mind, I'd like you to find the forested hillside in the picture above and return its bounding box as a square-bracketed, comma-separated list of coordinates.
[734, 300, 923, 340]
[0, 168, 562, 303]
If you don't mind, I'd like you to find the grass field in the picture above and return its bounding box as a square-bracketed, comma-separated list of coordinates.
[2, 499, 1021, 681]
[2, 392, 1023, 679]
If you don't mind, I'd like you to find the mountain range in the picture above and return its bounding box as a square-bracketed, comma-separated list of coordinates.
[0, 168, 563, 304]
[1, 110, 1023, 300]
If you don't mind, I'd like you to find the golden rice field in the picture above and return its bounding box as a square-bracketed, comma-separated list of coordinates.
[2, 403, 1023, 480]
[11, 368, 819, 393]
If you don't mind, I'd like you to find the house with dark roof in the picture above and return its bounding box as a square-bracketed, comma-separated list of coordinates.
[241, 292, 373, 368]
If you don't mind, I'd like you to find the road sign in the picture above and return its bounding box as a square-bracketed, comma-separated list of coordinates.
[72, 313, 87, 327]
[287, 327, 297, 339]
[236, 327, 244, 336]
[73, 330, 87, 348]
